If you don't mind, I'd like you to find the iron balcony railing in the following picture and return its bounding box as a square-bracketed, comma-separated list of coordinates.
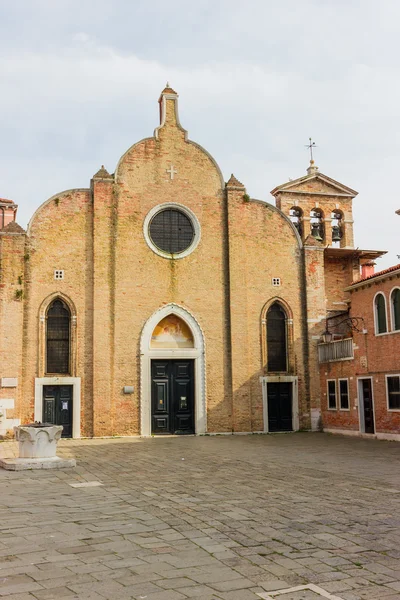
[318, 337, 354, 363]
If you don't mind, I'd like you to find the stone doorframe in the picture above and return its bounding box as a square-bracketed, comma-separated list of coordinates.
[140, 304, 206, 437]
[260, 376, 299, 433]
[34, 377, 81, 438]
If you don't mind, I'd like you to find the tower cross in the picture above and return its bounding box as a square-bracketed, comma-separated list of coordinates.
[305, 137, 317, 161]
[166, 165, 177, 180]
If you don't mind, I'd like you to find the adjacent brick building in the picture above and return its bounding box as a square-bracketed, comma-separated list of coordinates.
[320, 261, 400, 441]
[0, 85, 393, 439]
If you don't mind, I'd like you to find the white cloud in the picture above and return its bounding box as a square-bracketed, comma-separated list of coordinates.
[0, 1, 399, 266]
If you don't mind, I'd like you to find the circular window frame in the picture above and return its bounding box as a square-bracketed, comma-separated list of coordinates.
[143, 203, 201, 259]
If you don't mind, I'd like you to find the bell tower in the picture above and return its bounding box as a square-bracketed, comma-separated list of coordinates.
[271, 160, 357, 249]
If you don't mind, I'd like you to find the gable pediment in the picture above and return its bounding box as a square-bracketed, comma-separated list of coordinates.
[271, 172, 358, 198]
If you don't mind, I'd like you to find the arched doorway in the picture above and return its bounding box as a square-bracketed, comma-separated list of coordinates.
[140, 304, 206, 436]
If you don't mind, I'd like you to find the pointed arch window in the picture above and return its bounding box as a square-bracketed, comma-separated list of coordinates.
[391, 288, 400, 331]
[267, 303, 287, 372]
[375, 293, 387, 334]
[46, 299, 71, 374]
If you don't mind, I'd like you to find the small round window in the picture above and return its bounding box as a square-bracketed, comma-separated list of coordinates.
[144, 204, 200, 259]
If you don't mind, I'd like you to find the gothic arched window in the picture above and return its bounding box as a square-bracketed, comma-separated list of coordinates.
[391, 288, 400, 331]
[46, 299, 71, 374]
[375, 293, 387, 334]
[267, 303, 287, 372]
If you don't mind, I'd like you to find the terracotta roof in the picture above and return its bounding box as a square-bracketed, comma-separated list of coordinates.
[226, 174, 245, 188]
[0, 197, 15, 204]
[0, 221, 25, 233]
[353, 263, 400, 285]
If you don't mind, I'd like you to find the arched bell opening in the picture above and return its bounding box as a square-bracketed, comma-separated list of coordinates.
[289, 206, 303, 238]
[331, 209, 344, 247]
[310, 208, 325, 242]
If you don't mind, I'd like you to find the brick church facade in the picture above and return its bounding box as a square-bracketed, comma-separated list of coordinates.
[0, 85, 391, 439]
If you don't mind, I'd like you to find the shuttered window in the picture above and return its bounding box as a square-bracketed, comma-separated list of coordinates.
[391, 289, 400, 331]
[375, 293, 387, 334]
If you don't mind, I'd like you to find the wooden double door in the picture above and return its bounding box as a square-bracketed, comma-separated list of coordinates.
[43, 385, 73, 437]
[151, 360, 194, 434]
[267, 382, 293, 432]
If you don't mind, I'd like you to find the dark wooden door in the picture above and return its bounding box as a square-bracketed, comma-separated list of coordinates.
[151, 360, 194, 434]
[267, 382, 293, 432]
[43, 385, 73, 437]
[361, 379, 375, 434]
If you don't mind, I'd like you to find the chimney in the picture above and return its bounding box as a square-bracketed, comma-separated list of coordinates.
[361, 262, 375, 279]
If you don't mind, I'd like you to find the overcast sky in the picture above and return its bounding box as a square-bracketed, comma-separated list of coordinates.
[0, 0, 399, 268]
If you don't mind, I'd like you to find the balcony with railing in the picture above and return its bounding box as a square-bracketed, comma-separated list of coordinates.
[318, 337, 354, 363]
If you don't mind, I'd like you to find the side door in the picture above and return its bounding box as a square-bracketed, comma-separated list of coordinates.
[43, 385, 73, 437]
[267, 382, 293, 432]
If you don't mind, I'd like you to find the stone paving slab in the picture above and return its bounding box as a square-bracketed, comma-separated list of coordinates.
[0, 433, 400, 599]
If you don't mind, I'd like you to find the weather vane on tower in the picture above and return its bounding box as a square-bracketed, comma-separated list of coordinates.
[305, 137, 317, 162]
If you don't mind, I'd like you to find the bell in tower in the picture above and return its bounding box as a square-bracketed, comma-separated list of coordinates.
[289, 206, 303, 237]
[310, 208, 324, 242]
[331, 210, 343, 245]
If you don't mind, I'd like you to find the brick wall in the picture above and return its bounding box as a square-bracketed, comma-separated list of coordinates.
[320, 270, 400, 434]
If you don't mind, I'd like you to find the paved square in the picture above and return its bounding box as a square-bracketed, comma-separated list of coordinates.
[1, 433, 400, 599]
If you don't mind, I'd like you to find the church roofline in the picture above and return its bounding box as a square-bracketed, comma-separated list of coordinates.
[26, 188, 90, 236]
[154, 83, 188, 141]
[270, 171, 358, 198]
[245, 197, 303, 249]
[114, 86, 225, 189]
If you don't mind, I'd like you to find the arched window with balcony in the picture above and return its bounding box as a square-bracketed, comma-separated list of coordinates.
[267, 302, 288, 372]
[374, 293, 387, 335]
[46, 299, 71, 374]
[391, 288, 400, 331]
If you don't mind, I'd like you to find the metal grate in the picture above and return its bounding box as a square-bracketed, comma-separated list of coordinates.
[149, 209, 194, 254]
[46, 299, 70, 374]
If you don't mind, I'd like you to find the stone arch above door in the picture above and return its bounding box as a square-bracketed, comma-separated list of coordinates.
[140, 304, 206, 436]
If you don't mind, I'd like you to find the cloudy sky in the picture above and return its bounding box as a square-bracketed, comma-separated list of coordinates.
[0, 0, 399, 267]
